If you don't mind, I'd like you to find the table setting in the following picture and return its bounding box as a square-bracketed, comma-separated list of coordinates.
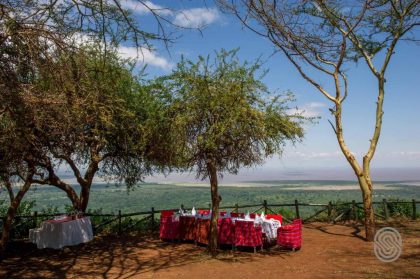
[29, 213, 94, 249]
[159, 207, 283, 249]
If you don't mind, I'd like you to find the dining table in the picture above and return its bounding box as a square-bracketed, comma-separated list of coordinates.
[232, 217, 281, 241]
[29, 216, 94, 249]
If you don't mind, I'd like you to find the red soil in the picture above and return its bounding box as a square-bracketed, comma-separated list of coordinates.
[1, 221, 419, 278]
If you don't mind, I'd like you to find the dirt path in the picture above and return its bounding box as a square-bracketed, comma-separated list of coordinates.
[1, 221, 419, 278]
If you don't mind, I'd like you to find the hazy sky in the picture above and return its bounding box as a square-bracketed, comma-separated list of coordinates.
[117, 1, 420, 179]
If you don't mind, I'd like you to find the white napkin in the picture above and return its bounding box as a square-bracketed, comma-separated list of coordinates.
[191, 207, 196, 216]
[261, 212, 266, 220]
[245, 211, 251, 220]
[254, 214, 260, 224]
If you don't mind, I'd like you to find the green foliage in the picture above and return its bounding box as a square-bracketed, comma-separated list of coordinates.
[158, 49, 305, 178]
[0, 199, 35, 217]
[0, 199, 36, 239]
[378, 198, 413, 218]
[276, 208, 296, 221]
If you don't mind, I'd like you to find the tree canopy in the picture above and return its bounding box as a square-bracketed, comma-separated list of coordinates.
[28, 46, 169, 210]
[162, 49, 305, 177]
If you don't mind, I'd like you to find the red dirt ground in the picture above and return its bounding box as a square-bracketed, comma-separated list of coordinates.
[0, 221, 419, 278]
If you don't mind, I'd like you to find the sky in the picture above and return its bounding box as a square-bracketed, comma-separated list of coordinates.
[114, 0, 420, 181]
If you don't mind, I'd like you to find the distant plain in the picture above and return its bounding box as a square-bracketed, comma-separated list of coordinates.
[7, 180, 419, 214]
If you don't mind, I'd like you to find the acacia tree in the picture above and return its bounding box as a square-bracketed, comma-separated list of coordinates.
[0, 46, 166, 251]
[160, 50, 304, 255]
[218, 0, 419, 240]
[0, 0, 177, 251]
[28, 47, 165, 212]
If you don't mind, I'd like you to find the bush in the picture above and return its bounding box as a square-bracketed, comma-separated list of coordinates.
[0, 200, 36, 239]
[379, 198, 413, 218]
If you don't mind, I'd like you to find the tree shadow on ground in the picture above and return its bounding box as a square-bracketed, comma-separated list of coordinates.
[1, 221, 418, 278]
[0, 233, 259, 279]
[303, 222, 366, 241]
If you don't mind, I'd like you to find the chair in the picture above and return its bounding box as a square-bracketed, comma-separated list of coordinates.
[159, 216, 179, 240]
[195, 218, 211, 245]
[217, 218, 234, 246]
[230, 212, 245, 218]
[179, 216, 196, 241]
[161, 210, 174, 217]
[277, 219, 302, 250]
[249, 213, 256, 219]
[234, 221, 262, 252]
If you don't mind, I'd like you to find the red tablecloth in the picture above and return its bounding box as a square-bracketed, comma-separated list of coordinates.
[234, 220, 262, 248]
[195, 218, 211, 244]
[179, 216, 196, 241]
[218, 218, 234, 245]
[160, 216, 180, 240]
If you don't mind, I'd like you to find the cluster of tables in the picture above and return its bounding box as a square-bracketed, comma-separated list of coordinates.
[160, 210, 283, 249]
[26, 210, 300, 251]
[29, 216, 94, 249]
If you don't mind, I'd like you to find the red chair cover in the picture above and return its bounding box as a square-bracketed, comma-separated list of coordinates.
[218, 218, 234, 245]
[266, 214, 283, 224]
[179, 216, 196, 241]
[234, 221, 262, 248]
[230, 212, 245, 218]
[195, 218, 211, 245]
[219, 211, 227, 217]
[277, 219, 302, 249]
[159, 216, 179, 240]
[249, 213, 256, 219]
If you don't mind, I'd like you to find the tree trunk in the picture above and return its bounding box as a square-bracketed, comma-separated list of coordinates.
[79, 186, 90, 212]
[0, 180, 32, 252]
[359, 177, 375, 241]
[334, 98, 377, 241]
[78, 159, 98, 212]
[207, 162, 220, 256]
[45, 168, 81, 211]
[79, 185, 91, 212]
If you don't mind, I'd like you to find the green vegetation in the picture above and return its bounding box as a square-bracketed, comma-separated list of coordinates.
[4, 181, 417, 213]
[1, 181, 418, 239]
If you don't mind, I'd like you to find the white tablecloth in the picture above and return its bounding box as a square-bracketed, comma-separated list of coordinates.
[261, 219, 281, 240]
[29, 217, 93, 249]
